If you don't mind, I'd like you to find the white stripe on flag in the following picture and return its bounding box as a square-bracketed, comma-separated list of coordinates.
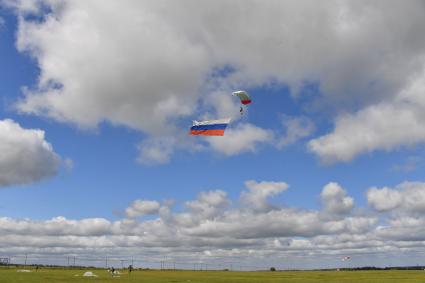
[192, 118, 231, 126]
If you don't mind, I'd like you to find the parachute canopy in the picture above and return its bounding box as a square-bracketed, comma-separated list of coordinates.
[232, 90, 251, 105]
[189, 118, 231, 136]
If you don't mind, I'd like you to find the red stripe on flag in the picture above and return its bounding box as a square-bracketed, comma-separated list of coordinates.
[189, 129, 226, 136]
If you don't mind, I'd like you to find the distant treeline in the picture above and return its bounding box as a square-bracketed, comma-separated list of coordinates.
[352, 266, 425, 271]
[314, 266, 425, 271]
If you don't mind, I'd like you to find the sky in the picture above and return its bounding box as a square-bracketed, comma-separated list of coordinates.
[1, 0, 425, 270]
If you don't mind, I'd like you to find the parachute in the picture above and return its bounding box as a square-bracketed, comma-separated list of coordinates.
[232, 90, 251, 115]
[188, 90, 251, 136]
[232, 90, 251, 105]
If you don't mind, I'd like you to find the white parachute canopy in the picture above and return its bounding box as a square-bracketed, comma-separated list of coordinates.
[232, 90, 251, 105]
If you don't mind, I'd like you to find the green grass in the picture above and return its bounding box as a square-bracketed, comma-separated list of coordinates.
[1, 268, 425, 283]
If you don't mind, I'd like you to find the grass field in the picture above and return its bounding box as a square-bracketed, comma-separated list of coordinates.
[2, 268, 425, 283]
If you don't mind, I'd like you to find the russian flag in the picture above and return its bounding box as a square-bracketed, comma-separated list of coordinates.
[189, 118, 231, 136]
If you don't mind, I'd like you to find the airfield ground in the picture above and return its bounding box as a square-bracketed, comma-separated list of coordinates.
[1, 268, 425, 283]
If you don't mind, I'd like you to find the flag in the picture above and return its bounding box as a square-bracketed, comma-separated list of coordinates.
[189, 118, 231, 136]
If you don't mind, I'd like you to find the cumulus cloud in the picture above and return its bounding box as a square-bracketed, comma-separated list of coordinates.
[367, 182, 425, 214]
[6, 0, 425, 162]
[14, 1, 204, 135]
[309, 69, 425, 164]
[137, 137, 176, 165]
[125, 200, 161, 218]
[0, 119, 61, 187]
[367, 187, 403, 212]
[277, 116, 315, 148]
[1, 0, 41, 13]
[367, 182, 425, 245]
[0, 179, 377, 260]
[207, 123, 273, 156]
[0, 216, 111, 236]
[202, 90, 242, 121]
[321, 182, 354, 215]
[241, 180, 288, 212]
[186, 190, 230, 220]
[9, 180, 425, 267]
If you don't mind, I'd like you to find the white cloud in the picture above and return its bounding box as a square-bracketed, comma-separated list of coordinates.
[309, 69, 425, 164]
[0, 216, 111, 236]
[277, 116, 315, 148]
[14, 0, 207, 135]
[241, 180, 288, 212]
[367, 182, 425, 214]
[193, 116, 313, 158]
[0, 119, 61, 187]
[365, 182, 425, 246]
[9, 180, 425, 267]
[7, 1, 425, 162]
[186, 190, 230, 220]
[202, 90, 242, 121]
[375, 216, 425, 241]
[137, 137, 176, 165]
[1, 0, 42, 14]
[321, 182, 354, 215]
[207, 123, 273, 156]
[0, 180, 377, 256]
[367, 187, 403, 212]
[125, 200, 161, 218]
[185, 209, 374, 240]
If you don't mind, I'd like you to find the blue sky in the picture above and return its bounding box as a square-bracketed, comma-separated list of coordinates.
[1, 0, 425, 269]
